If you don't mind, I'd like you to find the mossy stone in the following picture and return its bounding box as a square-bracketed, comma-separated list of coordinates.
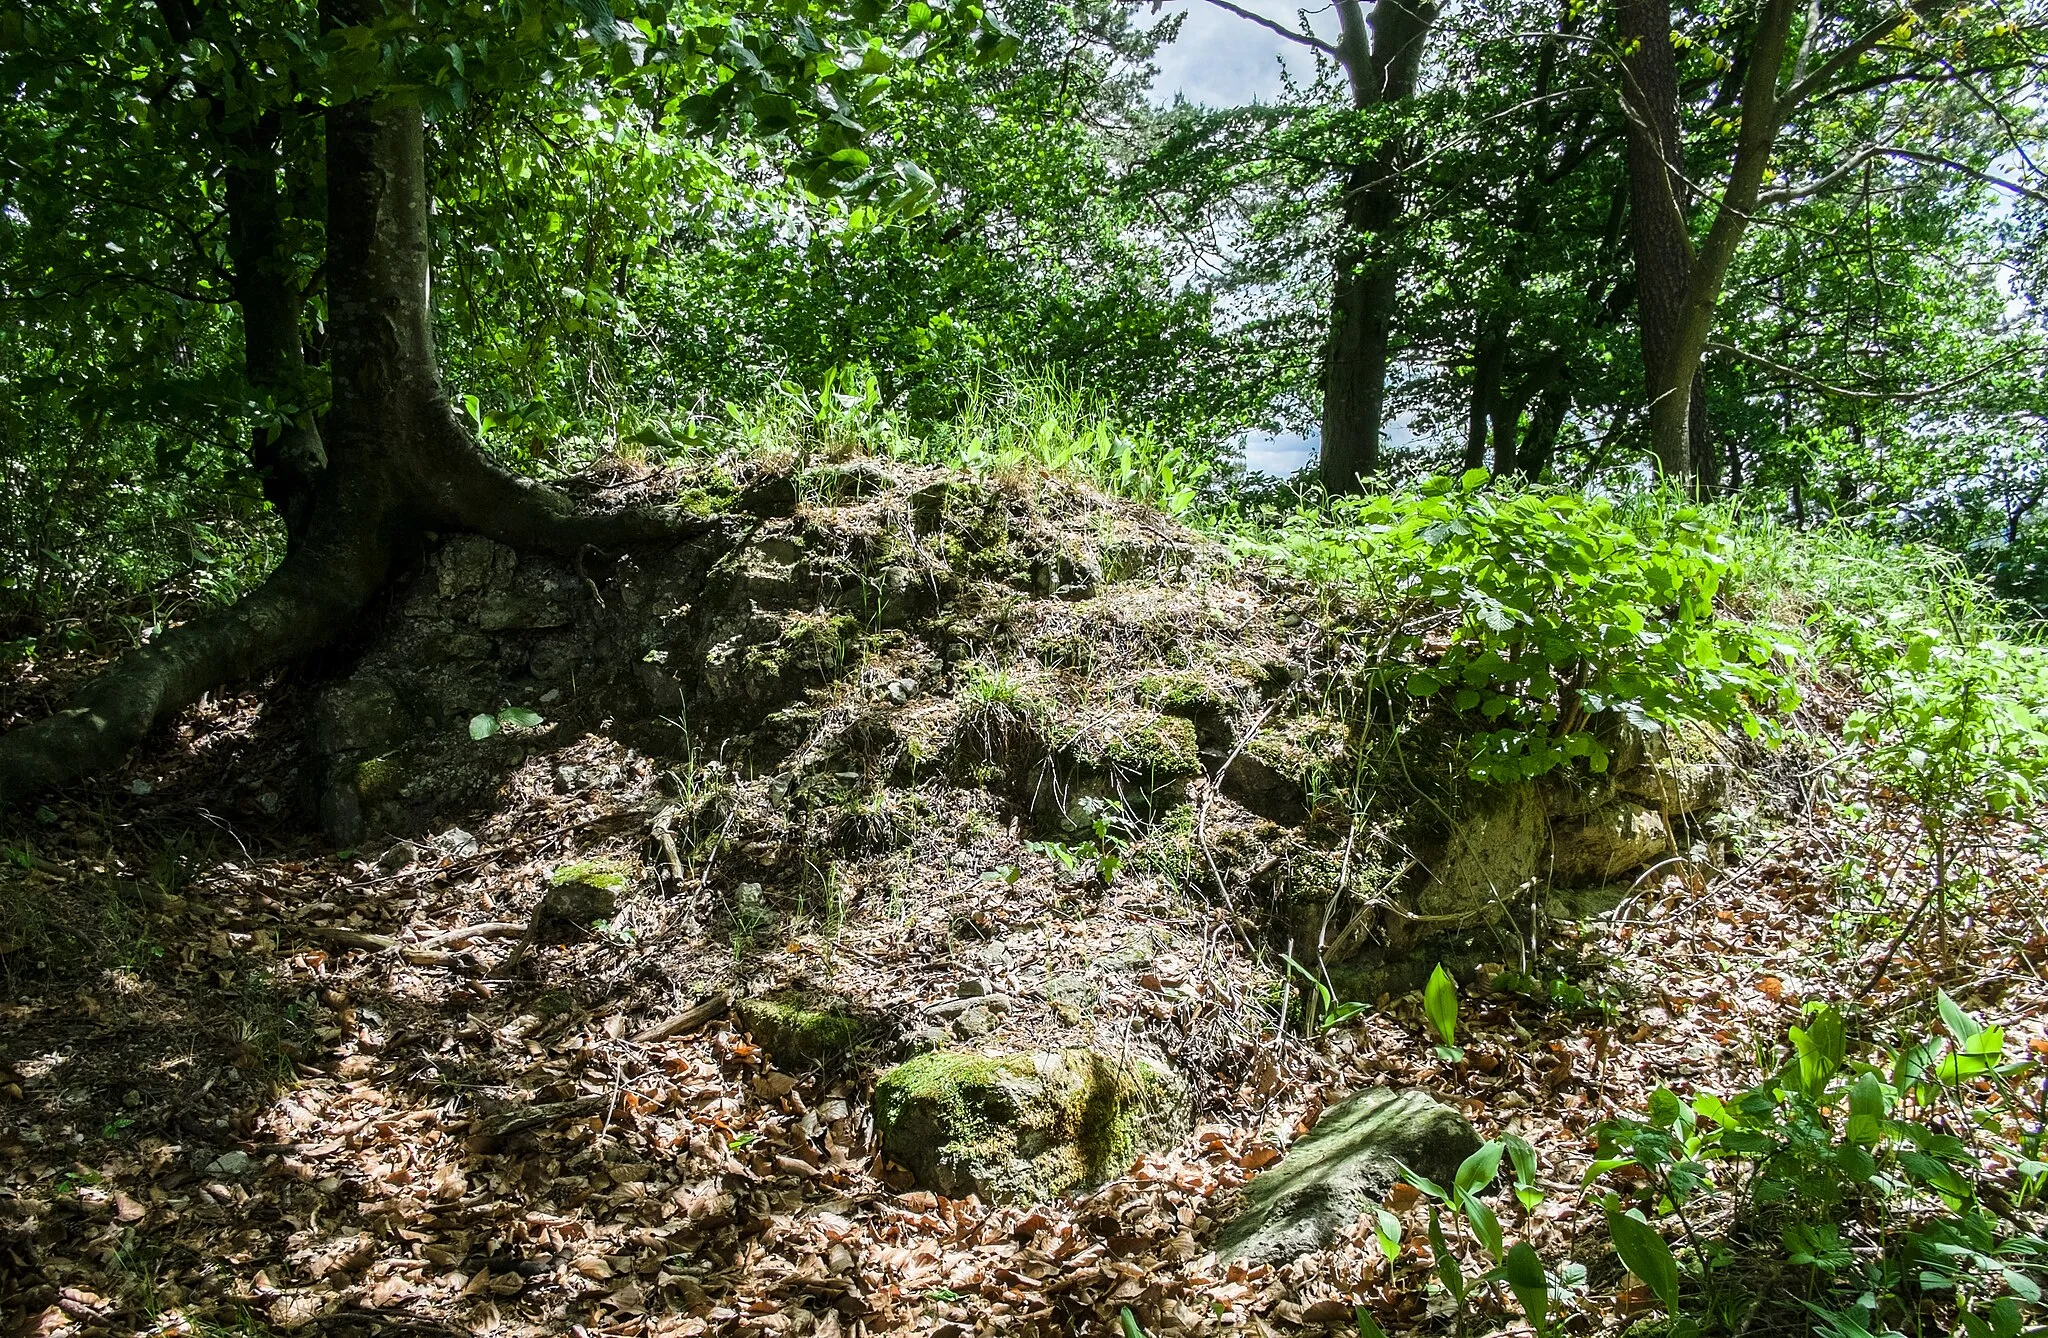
[873, 1048, 1190, 1204]
[1215, 1088, 1480, 1266]
[1088, 712, 1201, 779]
[734, 992, 870, 1068]
[354, 756, 403, 803]
[548, 857, 635, 892]
[1135, 670, 1236, 719]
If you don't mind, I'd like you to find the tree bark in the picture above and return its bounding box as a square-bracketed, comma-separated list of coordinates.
[1622, 0, 1796, 488]
[1517, 382, 1572, 479]
[1318, 0, 1435, 494]
[0, 37, 702, 810]
[1618, 0, 1696, 480]
[224, 112, 327, 536]
[1465, 319, 1508, 474]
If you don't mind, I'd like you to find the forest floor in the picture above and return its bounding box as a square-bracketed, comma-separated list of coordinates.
[3, 483, 2046, 1338]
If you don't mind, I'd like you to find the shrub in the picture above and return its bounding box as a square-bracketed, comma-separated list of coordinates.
[1240, 472, 1796, 781]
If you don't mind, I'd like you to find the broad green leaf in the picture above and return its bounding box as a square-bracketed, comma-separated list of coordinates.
[1845, 1072, 1885, 1147]
[1373, 1208, 1403, 1262]
[1604, 1196, 1679, 1314]
[469, 713, 499, 740]
[1459, 1187, 1503, 1262]
[1939, 990, 1983, 1045]
[1455, 1141, 1504, 1195]
[498, 706, 544, 730]
[1502, 1241, 1548, 1336]
[1423, 964, 1458, 1047]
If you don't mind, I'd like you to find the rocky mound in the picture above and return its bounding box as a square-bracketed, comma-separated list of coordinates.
[286, 451, 1738, 1198]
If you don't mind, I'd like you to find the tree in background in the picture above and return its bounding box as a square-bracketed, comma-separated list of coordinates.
[0, 0, 1009, 802]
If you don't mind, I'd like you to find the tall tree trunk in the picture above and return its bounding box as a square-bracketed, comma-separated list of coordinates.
[1464, 318, 1507, 473]
[0, 54, 699, 808]
[1318, 0, 1434, 494]
[224, 113, 327, 537]
[1517, 383, 1572, 480]
[1622, 0, 1796, 488]
[1618, 0, 1695, 479]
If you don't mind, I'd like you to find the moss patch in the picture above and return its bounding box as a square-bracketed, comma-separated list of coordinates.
[548, 857, 635, 892]
[873, 1048, 1189, 1204]
[1076, 712, 1201, 780]
[734, 992, 871, 1068]
[354, 756, 403, 803]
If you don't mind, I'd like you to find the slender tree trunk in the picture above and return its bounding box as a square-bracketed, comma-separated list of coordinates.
[224, 113, 327, 537]
[0, 46, 700, 809]
[1622, 0, 1795, 488]
[1517, 383, 1571, 479]
[1464, 319, 1508, 473]
[1618, 0, 1695, 479]
[1319, 0, 1435, 494]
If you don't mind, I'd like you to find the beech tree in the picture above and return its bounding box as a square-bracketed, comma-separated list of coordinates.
[1616, 0, 2035, 484]
[1193, 0, 1436, 491]
[0, 0, 1003, 803]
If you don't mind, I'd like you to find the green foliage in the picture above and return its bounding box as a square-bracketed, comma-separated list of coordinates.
[1401, 1138, 1586, 1334]
[1588, 999, 2047, 1334]
[1422, 962, 1462, 1064]
[1025, 816, 1126, 888]
[1280, 953, 1370, 1034]
[468, 706, 546, 740]
[1241, 474, 1794, 781]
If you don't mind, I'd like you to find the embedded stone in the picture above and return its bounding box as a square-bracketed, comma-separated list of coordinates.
[1215, 1088, 1480, 1266]
[874, 1049, 1189, 1204]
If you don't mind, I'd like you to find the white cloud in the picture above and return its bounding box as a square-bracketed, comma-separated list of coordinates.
[1145, 0, 1338, 108]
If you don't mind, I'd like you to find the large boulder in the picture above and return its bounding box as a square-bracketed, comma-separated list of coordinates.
[1415, 783, 1545, 920]
[1549, 801, 1670, 884]
[873, 1049, 1189, 1204]
[1214, 1088, 1480, 1266]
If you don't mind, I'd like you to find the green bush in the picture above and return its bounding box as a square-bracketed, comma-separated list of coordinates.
[1588, 998, 2047, 1336]
[1240, 471, 1796, 781]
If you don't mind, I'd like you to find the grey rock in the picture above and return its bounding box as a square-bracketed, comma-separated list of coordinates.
[1215, 1088, 1481, 1267]
[1617, 757, 1727, 815]
[437, 828, 481, 860]
[874, 1049, 1190, 1204]
[1549, 801, 1670, 884]
[956, 977, 994, 999]
[927, 994, 1012, 1019]
[311, 678, 408, 755]
[950, 1005, 999, 1038]
[1416, 783, 1545, 921]
[207, 1150, 253, 1177]
[377, 840, 420, 873]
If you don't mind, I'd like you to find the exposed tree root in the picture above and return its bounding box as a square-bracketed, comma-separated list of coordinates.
[0, 440, 713, 810]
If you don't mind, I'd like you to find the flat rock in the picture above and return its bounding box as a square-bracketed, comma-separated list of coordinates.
[1214, 1088, 1479, 1267]
[874, 1048, 1189, 1204]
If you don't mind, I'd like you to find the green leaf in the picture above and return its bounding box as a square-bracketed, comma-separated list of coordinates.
[468, 712, 499, 740]
[1427, 1205, 1465, 1302]
[1455, 1141, 1504, 1195]
[1354, 1307, 1389, 1338]
[1938, 990, 1983, 1045]
[1119, 1306, 1146, 1338]
[1604, 1195, 1679, 1314]
[1373, 1208, 1403, 1262]
[1502, 1241, 1548, 1336]
[1790, 1005, 1846, 1095]
[1459, 1187, 1503, 1262]
[498, 706, 544, 730]
[1423, 963, 1458, 1047]
[1846, 1071, 1885, 1147]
